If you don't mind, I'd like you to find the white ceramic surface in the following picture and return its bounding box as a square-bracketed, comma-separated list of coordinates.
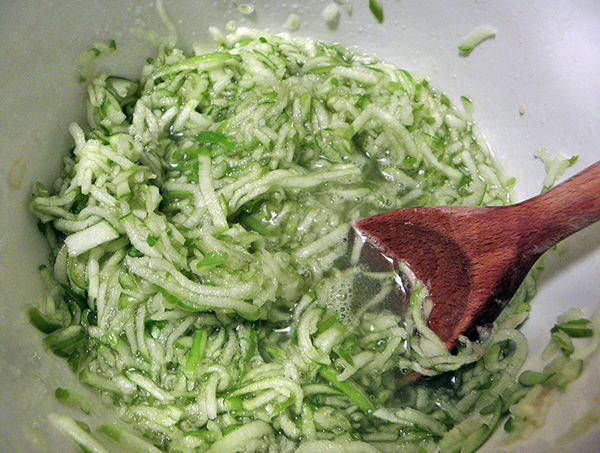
[1, 0, 599, 451]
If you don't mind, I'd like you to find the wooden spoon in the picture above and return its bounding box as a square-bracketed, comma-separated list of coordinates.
[354, 161, 600, 351]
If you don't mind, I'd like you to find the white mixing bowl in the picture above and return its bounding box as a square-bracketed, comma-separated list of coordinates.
[1, 0, 599, 451]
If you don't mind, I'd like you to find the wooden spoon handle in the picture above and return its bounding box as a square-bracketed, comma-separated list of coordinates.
[516, 160, 600, 256]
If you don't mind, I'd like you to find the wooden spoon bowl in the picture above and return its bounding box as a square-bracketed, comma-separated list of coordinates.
[354, 161, 600, 350]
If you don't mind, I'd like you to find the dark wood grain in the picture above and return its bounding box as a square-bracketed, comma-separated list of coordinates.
[354, 161, 600, 350]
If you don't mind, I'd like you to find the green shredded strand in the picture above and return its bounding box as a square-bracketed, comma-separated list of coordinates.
[458, 27, 496, 54]
[97, 423, 163, 453]
[186, 327, 208, 372]
[517, 370, 555, 387]
[50, 415, 110, 453]
[55, 387, 92, 414]
[369, 0, 385, 23]
[317, 365, 375, 413]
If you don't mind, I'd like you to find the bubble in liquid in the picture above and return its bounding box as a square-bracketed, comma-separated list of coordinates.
[327, 277, 355, 326]
[335, 290, 348, 301]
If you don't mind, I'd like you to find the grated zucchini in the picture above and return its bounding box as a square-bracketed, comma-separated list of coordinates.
[29, 27, 596, 453]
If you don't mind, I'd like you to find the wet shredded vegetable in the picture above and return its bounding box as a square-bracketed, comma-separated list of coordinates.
[29, 28, 599, 453]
